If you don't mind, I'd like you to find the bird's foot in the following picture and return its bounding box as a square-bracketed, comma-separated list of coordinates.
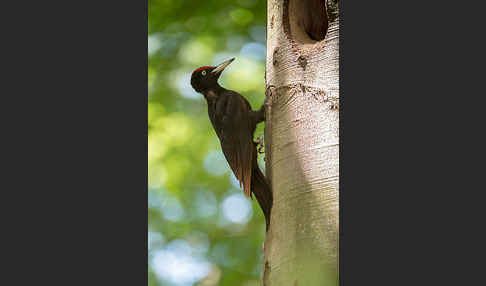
[255, 136, 265, 154]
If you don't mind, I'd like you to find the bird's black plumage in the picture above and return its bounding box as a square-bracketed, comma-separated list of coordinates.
[190, 58, 272, 229]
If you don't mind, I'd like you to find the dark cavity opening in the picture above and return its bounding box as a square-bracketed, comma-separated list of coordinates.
[288, 0, 328, 43]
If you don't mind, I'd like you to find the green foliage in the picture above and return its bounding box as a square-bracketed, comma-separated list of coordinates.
[148, 0, 267, 285]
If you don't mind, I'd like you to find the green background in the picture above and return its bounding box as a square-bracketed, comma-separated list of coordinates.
[148, 0, 268, 285]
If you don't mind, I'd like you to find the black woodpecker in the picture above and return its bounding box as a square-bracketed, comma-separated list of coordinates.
[190, 58, 272, 229]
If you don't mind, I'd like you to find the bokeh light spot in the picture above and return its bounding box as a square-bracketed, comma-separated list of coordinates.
[240, 42, 266, 61]
[249, 25, 266, 43]
[194, 189, 218, 217]
[225, 57, 264, 93]
[148, 34, 162, 56]
[203, 150, 229, 176]
[185, 232, 210, 255]
[230, 8, 254, 25]
[221, 193, 253, 224]
[161, 195, 185, 221]
[152, 239, 212, 285]
[148, 231, 166, 252]
[178, 38, 214, 65]
[226, 35, 248, 52]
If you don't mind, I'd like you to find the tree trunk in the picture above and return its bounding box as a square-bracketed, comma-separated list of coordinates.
[263, 0, 339, 285]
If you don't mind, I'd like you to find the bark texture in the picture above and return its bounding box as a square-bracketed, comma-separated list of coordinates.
[263, 0, 339, 285]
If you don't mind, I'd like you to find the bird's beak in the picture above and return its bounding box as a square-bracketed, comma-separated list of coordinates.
[211, 58, 235, 76]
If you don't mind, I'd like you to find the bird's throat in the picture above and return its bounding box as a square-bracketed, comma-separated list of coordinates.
[204, 90, 218, 100]
[203, 86, 225, 101]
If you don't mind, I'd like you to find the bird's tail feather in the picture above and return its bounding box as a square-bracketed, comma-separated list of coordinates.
[251, 162, 273, 230]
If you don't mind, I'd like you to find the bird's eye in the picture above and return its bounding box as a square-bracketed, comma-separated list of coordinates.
[201, 70, 207, 76]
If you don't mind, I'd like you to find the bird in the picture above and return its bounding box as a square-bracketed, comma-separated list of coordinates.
[190, 58, 273, 229]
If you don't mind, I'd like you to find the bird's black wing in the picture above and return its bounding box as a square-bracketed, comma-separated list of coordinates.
[216, 91, 254, 198]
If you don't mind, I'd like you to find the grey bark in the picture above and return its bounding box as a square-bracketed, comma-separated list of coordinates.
[262, 0, 339, 285]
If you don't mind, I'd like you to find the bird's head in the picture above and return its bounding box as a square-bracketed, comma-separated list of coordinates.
[190, 58, 234, 93]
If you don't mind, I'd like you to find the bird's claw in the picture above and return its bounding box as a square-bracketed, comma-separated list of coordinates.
[256, 136, 265, 154]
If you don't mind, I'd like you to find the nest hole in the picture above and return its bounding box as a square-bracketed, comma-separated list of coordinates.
[285, 0, 329, 45]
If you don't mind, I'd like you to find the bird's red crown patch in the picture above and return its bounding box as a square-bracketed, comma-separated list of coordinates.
[192, 66, 213, 76]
